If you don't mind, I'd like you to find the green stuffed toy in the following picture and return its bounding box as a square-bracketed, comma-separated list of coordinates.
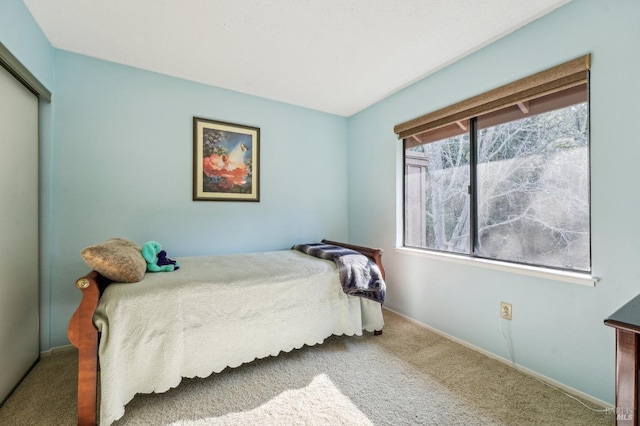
[141, 241, 179, 272]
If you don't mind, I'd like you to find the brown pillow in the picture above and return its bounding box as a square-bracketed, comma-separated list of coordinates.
[81, 238, 146, 283]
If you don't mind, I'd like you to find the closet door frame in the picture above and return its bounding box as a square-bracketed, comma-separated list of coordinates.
[0, 41, 51, 406]
[0, 42, 51, 101]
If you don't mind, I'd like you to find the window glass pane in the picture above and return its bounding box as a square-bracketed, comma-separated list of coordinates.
[475, 102, 589, 271]
[405, 134, 470, 253]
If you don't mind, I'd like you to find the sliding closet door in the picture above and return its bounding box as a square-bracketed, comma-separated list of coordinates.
[0, 64, 39, 403]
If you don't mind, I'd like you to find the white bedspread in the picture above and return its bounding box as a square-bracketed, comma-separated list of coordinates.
[93, 250, 384, 425]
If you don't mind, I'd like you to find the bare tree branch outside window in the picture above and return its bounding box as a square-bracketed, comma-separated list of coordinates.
[404, 102, 589, 272]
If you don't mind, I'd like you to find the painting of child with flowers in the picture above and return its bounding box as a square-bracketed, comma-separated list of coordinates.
[193, 117, 260, 201]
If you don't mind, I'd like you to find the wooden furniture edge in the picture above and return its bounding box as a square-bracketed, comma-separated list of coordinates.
[68, 240, 386, 425]
[604, 318, 640, 425]
[605, 318, 640, 336]
[67, 271, 101, 426]
[321, 239, 386, 280]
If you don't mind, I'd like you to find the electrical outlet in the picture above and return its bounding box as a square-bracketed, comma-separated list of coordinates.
[500, 302, 512, 320]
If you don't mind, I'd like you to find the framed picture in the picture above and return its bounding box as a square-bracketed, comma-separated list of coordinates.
[193, 117, 260, 201]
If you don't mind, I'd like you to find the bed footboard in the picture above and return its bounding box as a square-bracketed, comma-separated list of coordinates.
[67, 271, 101, 426]
[322, 239, 385, 336]
[321, 239, 386, 280]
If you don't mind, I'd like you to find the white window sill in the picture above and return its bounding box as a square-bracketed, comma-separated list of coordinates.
[394, 247, 599, 287]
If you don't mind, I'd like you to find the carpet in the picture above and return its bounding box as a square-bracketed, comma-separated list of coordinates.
[0, 309, 614, 425]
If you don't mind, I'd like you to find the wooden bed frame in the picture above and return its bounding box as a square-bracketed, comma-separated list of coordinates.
[67, 239, 385, 426]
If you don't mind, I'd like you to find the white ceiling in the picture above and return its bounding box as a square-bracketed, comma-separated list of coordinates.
[23, 0, 571, 117]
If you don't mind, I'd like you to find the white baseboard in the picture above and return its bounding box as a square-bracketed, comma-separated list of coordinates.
[382, 307, 613, 410]
[40, 344, 75, 357]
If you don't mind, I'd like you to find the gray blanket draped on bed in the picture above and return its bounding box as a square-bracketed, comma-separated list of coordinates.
[292, 243, 386, 303]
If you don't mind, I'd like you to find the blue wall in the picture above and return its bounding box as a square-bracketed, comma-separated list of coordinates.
[49, 51, 350, 346]
[0, 0, 54, 89]
[348, 0, 639, 404]
[2, 1, 349, 350]
[3, 0, 638, 406]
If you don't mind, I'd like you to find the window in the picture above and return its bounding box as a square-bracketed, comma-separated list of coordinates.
[396, 56, 590, 273]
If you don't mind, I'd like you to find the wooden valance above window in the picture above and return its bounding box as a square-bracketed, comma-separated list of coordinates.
[394, 54, 590, 140]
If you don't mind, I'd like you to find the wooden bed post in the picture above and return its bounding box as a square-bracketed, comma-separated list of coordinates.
[321, 239, 386, 280]
[67, 271, 101, 426]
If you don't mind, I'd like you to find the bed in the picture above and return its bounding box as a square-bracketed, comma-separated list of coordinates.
[67, 239, 386, 426]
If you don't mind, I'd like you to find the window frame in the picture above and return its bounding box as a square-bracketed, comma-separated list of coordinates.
[396, 56, 595, 283]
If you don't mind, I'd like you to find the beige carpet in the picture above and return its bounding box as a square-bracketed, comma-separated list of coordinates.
[0, 310, 614, 425]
